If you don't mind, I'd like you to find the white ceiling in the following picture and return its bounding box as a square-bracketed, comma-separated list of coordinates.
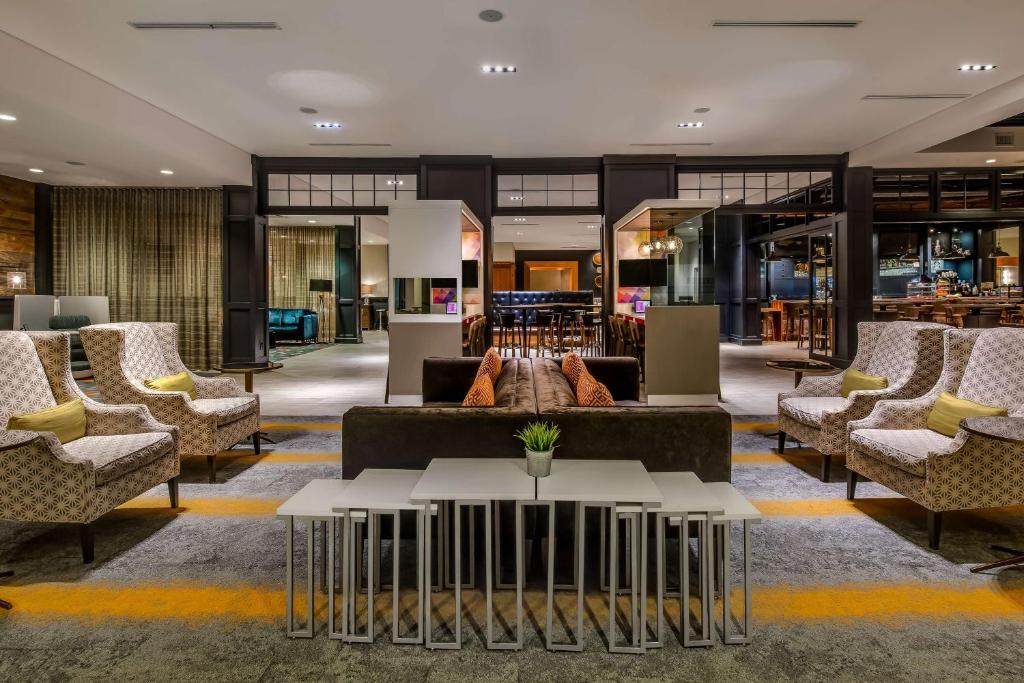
[3, 0, 1024, 185]
[493, 214, 602, 250]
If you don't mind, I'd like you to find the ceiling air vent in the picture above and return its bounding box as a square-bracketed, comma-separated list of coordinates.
[712, 19, 860, 28]
[629, 142, 713, 147]
[863, 94, 970, 100]
[308, 143, 393, 147]
[995, 132, 1016, 147]
[128, 21, 280, 30]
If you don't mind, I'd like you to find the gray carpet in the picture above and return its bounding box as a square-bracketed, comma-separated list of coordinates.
[1, 415, 1022, 682]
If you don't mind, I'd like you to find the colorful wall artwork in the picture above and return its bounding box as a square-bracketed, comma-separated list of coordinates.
[461, 230, 482, 260]
[431, 287, 457, 304]
[617, 286, 651, 304]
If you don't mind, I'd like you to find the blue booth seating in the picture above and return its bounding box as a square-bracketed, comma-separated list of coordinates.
[491, 290, 594, 323]
[268, 308, 319, 343]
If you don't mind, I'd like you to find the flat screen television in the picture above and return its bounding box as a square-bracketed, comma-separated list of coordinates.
[461, 259, 479, 288]
[618, 259, 667, 287]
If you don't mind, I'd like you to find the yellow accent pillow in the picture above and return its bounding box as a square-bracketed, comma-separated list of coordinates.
[144, 371, 197, 400]
[7, 399, 86, 444]
[841, 369, 889, 398]
[927, 391, 1008, 437]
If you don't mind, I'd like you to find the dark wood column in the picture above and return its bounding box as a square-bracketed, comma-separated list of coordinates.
[335, 221, 362, 343]
[834, 165, 874, 362]
[600, 155, 677, 351]
[33, 183, 53, 295]
[420, 155, 494, 319]
[222, 184, 269, 368]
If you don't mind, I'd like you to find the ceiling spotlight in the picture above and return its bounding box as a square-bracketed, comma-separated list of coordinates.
[959, 64, 996, 71]
[986, 158, 997, 164]
[479, 9, 504, 22]
[307, 219, 317, 224]
[677, 121, 704, 128]
[516, 231, 524, 236]
[367, 239, 375, 243]
[0, 113, 16, 122]
[513, 217, 527, 222]
[299, 106, 318, 114]
[509, 195, 523, 201]
[160, 169, 174, 175]
[482, 65, 517, 73]
[28, 168, 43, 173]
[587, 224, 597, 229]
[386, 179, 404, 186]
[313, 122, 342, 129]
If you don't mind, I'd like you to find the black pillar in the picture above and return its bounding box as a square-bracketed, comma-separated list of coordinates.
[835, 166, 874, 362]
[33, 182, 53, 295]
[222, 184, 268, 368]
[601, 155, 677, 351]
[420, 155, 494, 319]
[335, 221, 362, 343]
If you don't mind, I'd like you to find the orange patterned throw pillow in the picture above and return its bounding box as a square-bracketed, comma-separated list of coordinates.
[462, 372, 496, 407]
[575, 371, 615, 407]
[561, 352, 586, 389]
[477, 347, 502, 384]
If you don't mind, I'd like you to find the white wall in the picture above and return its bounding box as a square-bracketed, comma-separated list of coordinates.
[361, 244, 389, 296]
[493, 242, 516, 262]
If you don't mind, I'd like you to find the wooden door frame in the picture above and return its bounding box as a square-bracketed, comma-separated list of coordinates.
[523, 260, 579, 290]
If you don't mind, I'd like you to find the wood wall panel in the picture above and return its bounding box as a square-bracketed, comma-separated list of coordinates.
[0, 174, 35, 295]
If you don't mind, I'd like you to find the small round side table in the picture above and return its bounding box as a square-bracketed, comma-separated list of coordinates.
[961, 416, 1024, 573]
[765, 359, 839, 388]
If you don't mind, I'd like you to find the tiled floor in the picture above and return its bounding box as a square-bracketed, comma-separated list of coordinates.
[241, 332, 813, 416]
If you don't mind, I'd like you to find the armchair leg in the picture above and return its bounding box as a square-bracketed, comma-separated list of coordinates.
[820, 453, 832, 483]
[79, 523, 95, 564]
[846, 470, 858, 500]
[777, 431, 786, 454]
[168, 477, 179, 508]
[252, 433, 261, 456]
[927, 511, 942, 550]
[207, 455, 217, 484]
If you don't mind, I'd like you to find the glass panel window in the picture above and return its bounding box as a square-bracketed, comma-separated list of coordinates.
[353, 174, 374, 190]
[289, 174, 311, 190]
[497, 174, 522, 191]
[573, 190, 599, 206]
[289, 190, 310, 206]
[940, 172, 992, 210]
[310, 175, 332, 191]
[677, 189, 700, 200]
[573, 173, 598, 191]
[677, 173, 701, 189]
[331, 189, 353, 206]
[547, 175, 572, 191]
[396, 174, 418, 192]
[268, 190, 289, 205]
[523, 175, 547, 191]
[268, 174, 289, 190]
[743, 173, 766, 204]
[523, 190, 548, 206]
[874, 173, 930, 212]
[310, 191, 331, 206]
[396, 189, 417, 202]
[332, 174, 352, 190]
[375, 174, 396, 190]
[548, 190, 572, 206]
[1000, 171, 1024, 208]
[353, 190, 374, 206]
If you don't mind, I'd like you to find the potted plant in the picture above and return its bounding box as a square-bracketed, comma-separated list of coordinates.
[515, 421, 560, 478]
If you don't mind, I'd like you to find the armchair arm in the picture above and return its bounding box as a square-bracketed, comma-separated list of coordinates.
[0, 429, 97, 523]
[779, 370, 844, 401]
[300, 313, 318, 340]
[83, 401, 180, 442]
[192, 374, 247, 399]
[926, 433, 1024, 510]
[848, 395, 936, 432]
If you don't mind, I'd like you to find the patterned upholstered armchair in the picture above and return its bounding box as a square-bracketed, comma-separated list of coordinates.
[79, 322, 260, 483]
[778, 322, 947, 481]
[0, 331, 178, 563]
[847, 328, 1024, 549]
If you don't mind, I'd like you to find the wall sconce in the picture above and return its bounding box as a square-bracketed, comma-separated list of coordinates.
[6, 271, 26, 289]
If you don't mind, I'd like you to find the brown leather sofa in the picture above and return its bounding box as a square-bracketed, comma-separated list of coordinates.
[342, 356, 731, 482]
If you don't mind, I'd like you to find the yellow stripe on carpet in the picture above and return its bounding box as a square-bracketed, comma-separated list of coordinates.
[217, 450, 341, 465]
[4, 581, 1022, 625]
[754, 498, 1024, 520]
[732, 421, 777, 432]
[115, 497, 285, 517]
[732, 451, 818, 465]
[260, 422, 341, 432]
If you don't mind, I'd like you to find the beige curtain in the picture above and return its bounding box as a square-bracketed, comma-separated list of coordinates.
[52, 187, 223, 369]
[268, 226, 336, 340]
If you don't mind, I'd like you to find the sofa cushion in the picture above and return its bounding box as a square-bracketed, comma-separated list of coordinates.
[576, 371, 615, 407]
[268, 309, 282, 325]
[63, 432, 172, 486]
[281, 310, 300, 325]
[780, 396, 850, 427]
[191, 396, 259, 426]
[850, 428, 955, 477]
[493, 358, 531, 408]
[462, 373, 495, 407]
[533, 358, 578, 410]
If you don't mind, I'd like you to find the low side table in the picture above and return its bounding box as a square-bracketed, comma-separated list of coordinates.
[962, 417, 1024, 573]
[706, 482, 762, 645]
[765, 359, 838, 388]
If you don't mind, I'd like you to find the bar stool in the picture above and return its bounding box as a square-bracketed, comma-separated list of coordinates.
[760, 309, 776, 341]
[533, 310, 556, 357]
[707, 482, 762, 645]
[497, 312, 520, 357]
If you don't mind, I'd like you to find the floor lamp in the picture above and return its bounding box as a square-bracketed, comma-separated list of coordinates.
[309, 279, 333, 344]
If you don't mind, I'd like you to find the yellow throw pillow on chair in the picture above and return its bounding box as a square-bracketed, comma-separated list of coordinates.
[144, 371, 197, 400]
[7, 399, 87, 444]
[927, 391, 1007, 437]
[840, 369, 889, 398]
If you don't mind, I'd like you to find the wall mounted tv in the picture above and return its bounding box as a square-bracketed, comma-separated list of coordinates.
[461, 259, 479, 288]
[618, 259, 667, 287]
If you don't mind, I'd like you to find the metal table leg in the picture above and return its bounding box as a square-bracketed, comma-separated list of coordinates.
[285, 516, 315, 638]
[719, 520, 754, 645]
[328, 516, 347, 640]
[344, 511, 376, 643]
[484, 499, 524, 649]
[546, 501, 586, 651]
[425, 499, 461, 649]
[608, 503, 646, 654]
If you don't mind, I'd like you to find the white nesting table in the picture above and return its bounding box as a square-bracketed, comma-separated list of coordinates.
[410, 458, 535, 650]
[651, 472, 723, 648]
[332, 469, 430, 645]
[536, 459, 662, 653]
[705, 482, 762, 645]
[277, 479, 361, 639]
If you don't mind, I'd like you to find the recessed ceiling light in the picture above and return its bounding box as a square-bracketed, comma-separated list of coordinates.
[694, 107, 711, 114]
[677, 121, 704, 128]
[299, 106, 318, 114]
[986, 158, 997, 164]
[313, 122, 342, 128]
[66, 160, 86, 166]
[386, 179, 404, 186]
[28, 168, 43, 173]
[0, 113, 16, 122]
[513, 217, 527, 222]
[516, 232, 524, 236]
[307, 219, 317, 223]
[959, 64, 996, 72]
[482, 65, 517, 73]
[160, 169, 174, 175]
[479, 9, 503, 22]
[509, 195, 523, 201]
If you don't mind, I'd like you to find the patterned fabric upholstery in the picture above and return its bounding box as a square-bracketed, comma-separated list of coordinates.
[778, 322, 947, 457]
[79, 322, 260, 457]
[848, 328, 1024, 513]
[0, 331, 178, 524]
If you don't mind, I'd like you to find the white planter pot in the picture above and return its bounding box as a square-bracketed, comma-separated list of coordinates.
[525, 448, 553, 478]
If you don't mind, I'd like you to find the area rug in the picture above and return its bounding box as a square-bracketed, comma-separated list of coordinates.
[0, 415, 1021, 681]
[270, 343, 331, 363]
